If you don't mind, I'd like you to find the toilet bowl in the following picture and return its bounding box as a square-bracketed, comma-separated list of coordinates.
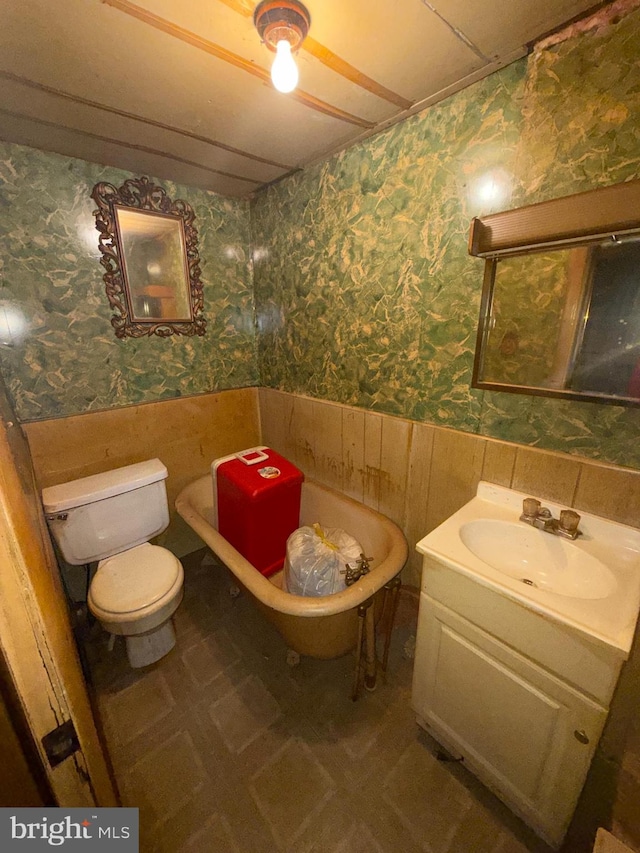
[43, 459, 184, 668]
[89, 543, 184, 667]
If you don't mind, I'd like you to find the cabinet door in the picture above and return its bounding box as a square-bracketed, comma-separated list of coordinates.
[412, 594, 607, 848]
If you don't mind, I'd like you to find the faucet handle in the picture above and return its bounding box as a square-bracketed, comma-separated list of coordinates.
[559, 509, 581, 535]
[522, 497, 540, 518]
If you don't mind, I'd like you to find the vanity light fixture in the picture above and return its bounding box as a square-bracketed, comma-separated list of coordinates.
[253, 0, 311, 94]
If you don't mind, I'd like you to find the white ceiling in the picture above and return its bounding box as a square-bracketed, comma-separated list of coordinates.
[0, 0, 603, 198]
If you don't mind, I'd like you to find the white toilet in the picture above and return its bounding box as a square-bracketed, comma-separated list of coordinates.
[42, 459, 184, 668]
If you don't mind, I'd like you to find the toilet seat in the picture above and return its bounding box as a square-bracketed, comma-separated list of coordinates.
[90, 543, 182, 615]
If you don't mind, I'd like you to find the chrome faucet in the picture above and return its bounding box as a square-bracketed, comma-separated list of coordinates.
[520, 498, 582, 540]
[341, 554, 373, 586]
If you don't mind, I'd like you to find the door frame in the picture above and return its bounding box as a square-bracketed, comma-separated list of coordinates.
[0, 385, 117, 807]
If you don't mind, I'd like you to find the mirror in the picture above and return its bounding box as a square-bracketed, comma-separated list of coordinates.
[92, 177, 206, 338]
[470, 178, 640, 407]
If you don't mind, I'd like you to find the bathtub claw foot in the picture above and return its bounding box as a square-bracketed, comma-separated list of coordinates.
[286, 649, 301, 667]
[229, 584, 241, 599]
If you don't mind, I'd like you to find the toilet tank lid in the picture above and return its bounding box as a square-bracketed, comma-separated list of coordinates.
[42, 459, 168, 513]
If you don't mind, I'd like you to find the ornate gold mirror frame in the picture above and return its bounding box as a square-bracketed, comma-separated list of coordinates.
[91, 177, 206, 339]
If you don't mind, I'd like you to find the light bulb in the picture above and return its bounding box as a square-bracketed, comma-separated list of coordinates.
[271, 39, 298, 93]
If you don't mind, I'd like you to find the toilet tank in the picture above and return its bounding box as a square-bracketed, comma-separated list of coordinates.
[42, 459, 170, 565]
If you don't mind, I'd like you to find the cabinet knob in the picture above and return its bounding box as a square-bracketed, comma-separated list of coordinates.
[574, 729, 590, 745]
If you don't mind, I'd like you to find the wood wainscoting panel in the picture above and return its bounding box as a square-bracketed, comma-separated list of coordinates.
[23, 388, 261, 557]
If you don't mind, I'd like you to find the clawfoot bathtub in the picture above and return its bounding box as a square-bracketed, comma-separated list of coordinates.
[175, 475, 408, 661]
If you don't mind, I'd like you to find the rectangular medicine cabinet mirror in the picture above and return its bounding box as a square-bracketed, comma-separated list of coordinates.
[470, 179, 640, 407]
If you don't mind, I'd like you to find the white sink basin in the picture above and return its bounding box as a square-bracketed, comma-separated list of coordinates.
[459, 519, 617, 600]
[416, 482, 640, 654]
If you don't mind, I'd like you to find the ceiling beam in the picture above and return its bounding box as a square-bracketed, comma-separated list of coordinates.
[101, 0, 376, 129]
[0, 107, 261, 185]
[0, 71, 294, 171]
[217, 0, 414, 109]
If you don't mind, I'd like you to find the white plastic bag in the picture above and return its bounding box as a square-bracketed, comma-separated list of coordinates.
[284, 523, 362, 597]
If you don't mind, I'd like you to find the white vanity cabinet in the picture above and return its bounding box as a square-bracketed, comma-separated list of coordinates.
[411, 483, 640, 848]
[412, 558, 624, 849]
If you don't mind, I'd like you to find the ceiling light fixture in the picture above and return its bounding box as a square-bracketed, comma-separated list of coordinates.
[253, 0, 311, 94]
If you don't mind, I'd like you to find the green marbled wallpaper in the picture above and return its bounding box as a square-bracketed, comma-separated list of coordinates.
[0, 143, 258, 421]
[251, 8, 640, 468]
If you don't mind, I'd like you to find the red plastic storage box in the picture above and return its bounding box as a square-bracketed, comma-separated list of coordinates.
[211, 447, 304, 578]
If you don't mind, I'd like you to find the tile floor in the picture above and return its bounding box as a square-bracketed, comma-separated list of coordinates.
[85, 550, 561, 853]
